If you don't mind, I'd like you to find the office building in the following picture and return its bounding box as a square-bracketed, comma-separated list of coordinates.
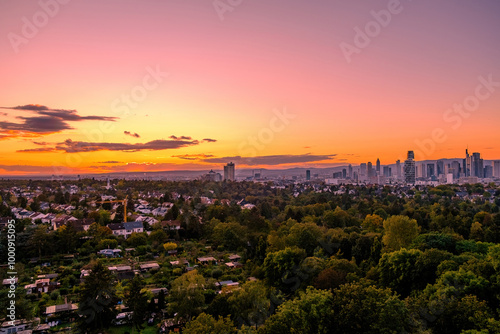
[494, 161, 500, 178]
[484, 165, 493, 178]
[396, 160, 401, 180]
[471, 153, 483, 178]
[404, 150, 416, 184]
[367, 162, 374, 178]
[376, 159, 381, 175]
[383, 166, 391, 177]
[224, 162, 235, 181]
[306, 170, 311, 181]
[427, 164, 435, 178]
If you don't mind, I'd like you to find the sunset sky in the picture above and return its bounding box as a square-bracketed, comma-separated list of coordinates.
[1, 0, 500, 175]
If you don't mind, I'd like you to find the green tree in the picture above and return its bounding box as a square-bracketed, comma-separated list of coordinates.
[382, 215, 420, 252]
[212, 221, 247, 251]
[228, 281, 269, 329]
[124, 275, 149, 331]
[165, 203, 180, 220]
[286, 222, 323, 256]
[78, 261, 118, 333]
[169, 270, 206, 321]
[263, 247, 306, 292]
[263, 287, 334, 334]
[332, 281, 410, 334]
[183, 313, 236, 334]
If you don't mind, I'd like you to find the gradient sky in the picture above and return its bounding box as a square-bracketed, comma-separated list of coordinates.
[1, 0, 500, 175]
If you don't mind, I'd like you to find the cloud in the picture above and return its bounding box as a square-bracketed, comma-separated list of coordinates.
[202, 154, 337, 166]
[99, 161, 122, 164]
[17, 147, 58, 153]
[0, 104, 117, 139]
[124, 131, 140, 138]
[202, 138, 217, 143]
[172, 154, 215, 161]
[33, 141, 48, 146]
[38, 138, 202, 153]
[0, 116, 73, 134]
[169, 135, 192, 140]
[0, 112, 7, 116]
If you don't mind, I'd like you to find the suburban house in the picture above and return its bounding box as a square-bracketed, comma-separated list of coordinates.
[25, 279, 60, 294]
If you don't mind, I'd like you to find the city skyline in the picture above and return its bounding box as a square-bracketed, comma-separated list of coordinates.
[1, 1, 500, 175]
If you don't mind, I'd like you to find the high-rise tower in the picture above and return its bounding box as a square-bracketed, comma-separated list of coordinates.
[404, 151, 416, 184]
[224, 162, 235, 181]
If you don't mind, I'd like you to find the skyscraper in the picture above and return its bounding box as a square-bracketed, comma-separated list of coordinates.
[464, 148, 472, 177]
[452, 161, 461, 179]
[404, 150, 416, 184]
[306, 170, 311, 181]
[383, 166, 391, 177]
[376, 158, 381, 175]
[494, 161, 500, 178]
[348, 164, 353, 179]
[471, 153, 484, 178]
[224, 162, 235, 181]
[437, 160, 445, 176]
[427, 164, 435, 178]
[367, 162, 374, 178]
[396, 160, 401, 180]
[484, 165, 493, 178]
[359, 163, 367, 181]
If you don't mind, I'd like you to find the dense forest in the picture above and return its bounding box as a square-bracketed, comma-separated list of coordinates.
[1, 179, 500, 333]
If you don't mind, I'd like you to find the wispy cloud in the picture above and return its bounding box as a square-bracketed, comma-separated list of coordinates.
[17, 147, 58, 153]
[169, 135, 192, 140]
[202, 153, 337, 165]
[124, 131, 140, 138]
[172, 153, 215, 160]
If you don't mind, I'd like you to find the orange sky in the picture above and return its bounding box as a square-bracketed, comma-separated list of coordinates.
[1, 0, 500, 175]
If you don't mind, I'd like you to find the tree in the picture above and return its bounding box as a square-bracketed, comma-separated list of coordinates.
[263, 247, 306, 293]
[263, 287, 334, 334]
[183, 313, 236, 334]
[382, 215, 420, 252]
[379, 248, 423, 297]
[28, 224, 51, 258]
[127, 232, 148, 247]
[150, 229, 168, 245]
[286, 222, 323, 256]
[313, 258, 359, 291]
[78, 261, 118, 333]
[163, 242, 178, 252]
[165, 203, 180, 220]
[362, 214, 384, 232]
[331, 281, 410, 334]
[168, 270, 206, 321]
[212, 221, 247, 251]
[228, 281, 269, 329]
[124, 275, 149, 331]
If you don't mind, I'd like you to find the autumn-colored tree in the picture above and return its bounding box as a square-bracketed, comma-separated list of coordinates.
[382, 215, 420, 252]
